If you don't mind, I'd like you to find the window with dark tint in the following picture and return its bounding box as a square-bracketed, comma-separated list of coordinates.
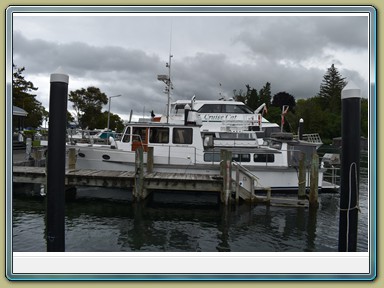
[204, 152, 221, 162]
[224, 104, 253, 114]
[198, 104, 222, 113]
[132, 127, 147, 143]
[232, 154, 251, 162]
[254, 154, 275, 163]
[173, 128, 193, 144]
[149, 127, 169, 143]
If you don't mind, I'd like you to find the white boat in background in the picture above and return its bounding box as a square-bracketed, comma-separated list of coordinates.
[68, 54, 334, 193]
[70, 114, 326, 192]
[160, 97, 279, 137]
[152, 96, 323, 149]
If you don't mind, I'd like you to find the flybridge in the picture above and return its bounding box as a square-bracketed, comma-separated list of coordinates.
[166, 98, 280, 134]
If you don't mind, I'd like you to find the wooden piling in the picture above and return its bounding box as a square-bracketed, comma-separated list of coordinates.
[134, 147, 144, 200]
[309, 153, 319, 208]
[33, 149, 43, 167]
[147, 146, 154, 173]
[298, 152, 306, 199]
[220, 150, 232, 205]
[67, 148, 77, 170]
[235, 165, 240, 203]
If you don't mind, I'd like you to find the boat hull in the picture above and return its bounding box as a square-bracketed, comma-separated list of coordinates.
[72, 146, 325, 193]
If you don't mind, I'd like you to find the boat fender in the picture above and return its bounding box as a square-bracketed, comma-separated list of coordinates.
[109, 136, 117, 149]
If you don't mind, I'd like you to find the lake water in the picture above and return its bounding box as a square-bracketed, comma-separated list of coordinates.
[12, 168, 369, 252]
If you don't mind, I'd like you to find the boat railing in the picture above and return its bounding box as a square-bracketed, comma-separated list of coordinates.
[320, 150, 368, 188]
[322, 165, 341, 186]
[232, 161, 271, 200]
[67, 129, 122, 145]
[221, 119, 255, 132]
[292, 133, 323, 145]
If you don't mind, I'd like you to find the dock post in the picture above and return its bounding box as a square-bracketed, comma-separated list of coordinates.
[298, 152, 306, 199]
[67, 148, 77, 170]
[147, 146, 154, 173]
[33, 148, 43, 167]
[25, 137, 32, 160]
[309, 153, 319, 208]
[298, 118, 304, 140]
[134, 147, 144, 200]
[338, 82, 361, 252]
[220, 150, 232, 205]
[235, 165, 240, 203]
[46, 70, 69, 252]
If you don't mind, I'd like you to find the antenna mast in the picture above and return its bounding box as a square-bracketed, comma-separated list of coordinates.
[157, 25, 173, 124]
[166, 27, 173, 123]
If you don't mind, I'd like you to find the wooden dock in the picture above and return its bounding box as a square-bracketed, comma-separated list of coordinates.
[12, 166, 226, 200]
[12, 147, 313, 207]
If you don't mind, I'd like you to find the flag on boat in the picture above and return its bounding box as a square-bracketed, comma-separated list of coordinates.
[281, 105, 289, 126]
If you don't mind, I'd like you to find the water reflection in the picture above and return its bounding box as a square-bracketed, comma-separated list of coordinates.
[12, 185, 368, 252]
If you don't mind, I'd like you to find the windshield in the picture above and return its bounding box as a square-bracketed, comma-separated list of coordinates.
[198, 104, 253, 114]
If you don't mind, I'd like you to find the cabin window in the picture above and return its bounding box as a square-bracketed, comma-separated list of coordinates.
[173, 128, 193, 144]
[254, 154, 275, 163]
[270, 141, 282, 150]
[204, 152, 221, 162]
[149, 127, 169, 143]
[224, 104, 253, 114]
[198, 104, 222, 113]
[232, 153, 251, 162]
[122, 127, 131, 142]
[132, 127, 147, 143]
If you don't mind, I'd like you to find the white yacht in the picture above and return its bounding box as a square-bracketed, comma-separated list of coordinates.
[71, 115, 325, 192]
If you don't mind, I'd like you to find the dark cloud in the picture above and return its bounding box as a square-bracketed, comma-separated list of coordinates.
[13, 32, 161, 76]
[234, 16, 368, 63]
[12, 14, 370, 121]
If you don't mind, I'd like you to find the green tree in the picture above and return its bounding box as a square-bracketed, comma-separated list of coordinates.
[318, 64, 347, 113]
[68, 86, 108, 129]
[272, 91, 296, 112]
[12, 64, 46, 128]
[93, 111, 124, 132]
[245, 84, 258, 110]
[233, 89, 246, 103]
[258, 82, 272, 108]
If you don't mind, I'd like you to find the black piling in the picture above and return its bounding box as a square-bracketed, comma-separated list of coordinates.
[46, 71, 69, 252]
[298, 118, 304, 140]
[338, 82, 361, 252]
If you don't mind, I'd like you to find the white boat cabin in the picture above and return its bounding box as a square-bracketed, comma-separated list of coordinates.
[114, 122, 286, 167]
[164, 98, 280, 137]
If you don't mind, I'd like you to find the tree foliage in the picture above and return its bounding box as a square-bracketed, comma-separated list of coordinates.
[245, 84, 259, 110]
[258, 82, 272, 108]
[69, 86, 108, 129]
[259, 64, 365, 143]
[318, 63, 347, 113]
[243, 82, 272, 111]
[12, 64, 46, 128]
[87, 111, 124, 132]
[233, 89, 246, 103]
[272, 91, 296, 111]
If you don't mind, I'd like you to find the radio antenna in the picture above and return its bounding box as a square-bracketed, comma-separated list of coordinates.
[157, 22, 174, 123]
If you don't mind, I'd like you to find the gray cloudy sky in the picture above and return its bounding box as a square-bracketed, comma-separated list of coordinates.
[11, 10, 371, 122]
